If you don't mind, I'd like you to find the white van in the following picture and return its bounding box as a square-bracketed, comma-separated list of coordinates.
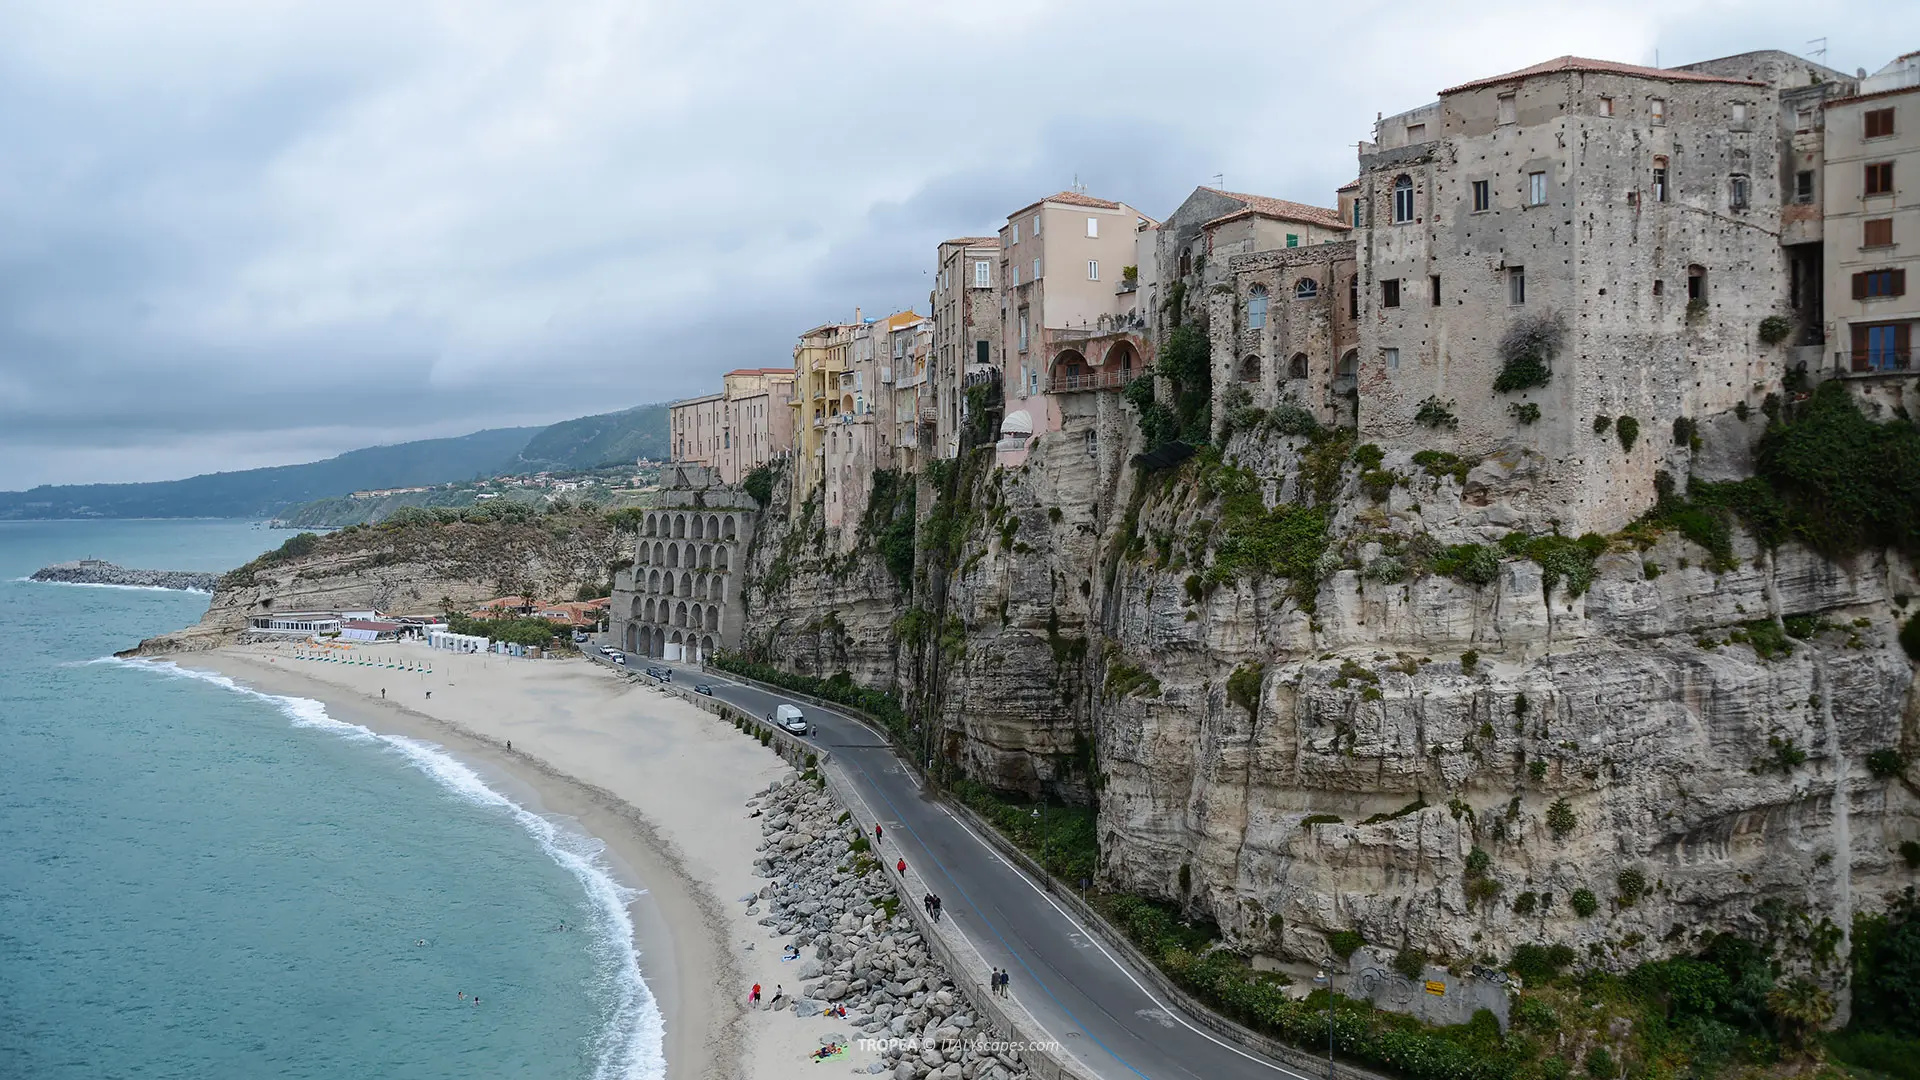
[773, 704, 809, 736]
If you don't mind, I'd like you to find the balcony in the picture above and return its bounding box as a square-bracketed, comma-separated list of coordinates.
[1832, 349, 1912, 376]
[918, 400, 939, 421]
[1046, 368, 1138, 393]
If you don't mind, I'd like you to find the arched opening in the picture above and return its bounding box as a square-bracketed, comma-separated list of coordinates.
[626, 624, 638, 653]
[715, 547, 729, 571]
[645, 513, 657, 537]
[631, 596, 645, 621]
[647, 569, 660, 592]
[705, 607, 718, 632]
[1392, 175, 1414, 223]
[701, 635, 715, 656]
[700, 545, 712, 569]
[636, 544, 648, 566]
[711, 578, 725, 603]
[1239, 355, 1261, 383]
[664, 542, 677, 568]
[689, 603, 702, 630]
[690, 516, 703, 540]
[840, 393, 855, 415]
[1336, 349, 1359, 381]
[1246, 284, 1269, 330]
[1104, 340, 1139, 375]
[652, 541, 664, 565]
[707, 514, 720, 538]
[1289, 353, 1310, 380]
[723, 517, 737, 541]
[662, 573, 675, 597]
[674, 515, 686, 539]
[1294, 277, 1318, 300]
[675, 602, 688, 628]
[1049, 348, 1088, 391]
[679, 572, 693, 596]
[651, 627, 664, 658]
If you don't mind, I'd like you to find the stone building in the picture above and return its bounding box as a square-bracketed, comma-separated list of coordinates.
[789, 318, 856, 514]
[931, 238, 1002, 459]
[995, 191, 1155, 469]
[1351, 54, 1835, 533]
[885, 315, 934, 470]
[1154, 187, 1349, 346]
[717, 368, 796, 486]
[608, 464, 757, 662]
[821, 312, 922, 544]
[1822, 51, 1919, 376]
[1210, 240, 1360, 431]
[668, 392, 724, 468]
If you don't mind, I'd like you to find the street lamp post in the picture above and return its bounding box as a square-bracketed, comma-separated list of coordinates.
[1313, 969, 1334, 1080]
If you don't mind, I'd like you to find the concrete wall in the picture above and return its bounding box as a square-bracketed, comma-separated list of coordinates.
[1823, 85, 1920, 373]
[611, 502, 756, 662]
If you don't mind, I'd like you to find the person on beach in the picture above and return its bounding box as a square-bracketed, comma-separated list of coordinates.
[896, 858, 906, 874]
[426, 691, 432, 699]
[506, 740, 511, 751]
[750, 983, 761, 1005]
[381, 688, 385, 699]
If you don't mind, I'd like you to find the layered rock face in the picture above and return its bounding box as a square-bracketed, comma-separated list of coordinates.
[130, 515, 623, 654]
[736, 418, 1920, 983]
[30, 560, 217, 592]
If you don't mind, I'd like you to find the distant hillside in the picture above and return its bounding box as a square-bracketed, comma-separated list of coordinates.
[510, 403, 670, 470]
[0, 401, 673, 521]
[0, 428, 539, 521]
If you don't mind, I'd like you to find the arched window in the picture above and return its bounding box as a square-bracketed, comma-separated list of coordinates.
[1240, 355, 1261, 383]
[1246, 285, 1269, 330]
[1336, 350, 1360, 379]
[1392, 175, 1414, 223]
[1294, 278, 1319, 300]
[1289, 353, 1309, 380]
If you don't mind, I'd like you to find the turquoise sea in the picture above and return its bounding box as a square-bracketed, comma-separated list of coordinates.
[0, 520, 662, 1080]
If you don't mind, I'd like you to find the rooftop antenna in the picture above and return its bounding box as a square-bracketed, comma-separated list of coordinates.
[1807, 37, 1828, 63]
[1211, 172, 1225, 189]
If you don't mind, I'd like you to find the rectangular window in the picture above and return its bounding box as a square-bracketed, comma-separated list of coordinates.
[1286, 233, 1299, 247]
[1866, 107, 1895, 139]
[1032, 257, 1041, 280]
[1472, 179, 1490, 212]
[1653, 161, 1669, 203]
[973, 260, 990, 287]
[1650, 97, 1666, 124]
[1865, 218, 1894, 248]
[1087, 260, 1099, 280]
[1730, 174, 1750, 211]
[1011, 265, 1019, 287]
[1509, 266, 1526, 305]
[975, 339, 988, 365]
[1406, 123, 1426, 141]
[1598, 96, 1613, 117]
[1384, 348, 1400, 370]
[1866, 162, 1894, 196]
[1352, 201, 1362, 227]
[1018, 310, 1029, 350]
[1430, 274, 1442, 306]
[1528, 171, 1547, 206]
[1349, 276, 1359, 318]
[1085, 216, 1098, 238]
[1796, 107, 1814, 133]
[1854, 269, 1907, 298]
[1010, 223, 1018, 244]
[1853, 322, 1912, 372]
[1381, 278, 1401, 308]
[1032, 214, 1040, 236]
[1795, 170, 1815, 204]
[1498, 93, 1516, 125]
[1731, 102, 1748, 124]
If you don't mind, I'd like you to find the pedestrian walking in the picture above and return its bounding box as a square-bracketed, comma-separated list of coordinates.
[896, 858, 906, 874]
[1000, 968, 1011, 997]
[750, 983, 761, 1005]
[874, 823, 883, 844]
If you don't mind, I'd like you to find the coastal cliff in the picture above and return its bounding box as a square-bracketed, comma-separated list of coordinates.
[730, 385, 1920, 1022]
[128, 507, 628, 654]
[30, 560, 218, 592]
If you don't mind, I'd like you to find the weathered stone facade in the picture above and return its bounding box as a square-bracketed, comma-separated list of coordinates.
[1211, 240, 1360, 430]
[610, 465, 757, 661]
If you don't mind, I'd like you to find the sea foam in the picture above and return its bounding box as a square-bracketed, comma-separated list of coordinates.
[105, 657, 667, 1080]
[17, 577, 211, 594]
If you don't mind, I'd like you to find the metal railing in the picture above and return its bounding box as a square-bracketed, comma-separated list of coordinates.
[1046, 368, 1136, 393]
[1833, 349, 1912, 375]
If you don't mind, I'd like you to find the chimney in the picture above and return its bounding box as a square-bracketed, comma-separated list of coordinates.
[854, 307, 862, 323]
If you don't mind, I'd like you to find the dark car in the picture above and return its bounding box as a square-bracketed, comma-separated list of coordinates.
[694, 683, 714, 696]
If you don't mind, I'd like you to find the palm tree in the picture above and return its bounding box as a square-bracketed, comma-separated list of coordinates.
[1767, 977, 1835, 1050]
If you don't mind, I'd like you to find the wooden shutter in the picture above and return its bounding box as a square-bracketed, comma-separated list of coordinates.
[1853, 272, 1867, 300]
[1852, 323, 1869, 372]
[1899, 322, 1913, 368]
[1894, 268, 1908, 297]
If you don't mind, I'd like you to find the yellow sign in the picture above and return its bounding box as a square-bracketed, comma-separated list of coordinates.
[1424, 981, 1446, 996]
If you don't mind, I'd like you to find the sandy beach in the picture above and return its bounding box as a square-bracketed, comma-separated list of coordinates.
[173, 640, 871, 1080]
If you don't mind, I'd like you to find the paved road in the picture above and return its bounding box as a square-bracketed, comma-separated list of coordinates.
[589, 641, 1324, 1080]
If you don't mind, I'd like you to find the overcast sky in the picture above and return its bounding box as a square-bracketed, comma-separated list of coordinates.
[1, 1, 1911, 488]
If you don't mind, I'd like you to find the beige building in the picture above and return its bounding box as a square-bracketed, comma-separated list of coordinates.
[1351, 53, 1842, 533]
[715, 368, 796, 485]
[931, 238, 1002, 458]
[996, 191, 1156, 466]
[823, 311, 922, 542]
[668, 392, 725, 468]
[789, 318, 857, 514]
[1824, 51, 1919, 374]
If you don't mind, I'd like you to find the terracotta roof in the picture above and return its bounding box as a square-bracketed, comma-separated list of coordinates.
[1828, 83, 1920, 107]
[1199, 188, 1350, 232]
[944, 236, 1001, 246]
[1440, 56, 1763, 95]
[1336, 178, 1361, 192]
[1009, 190, 1124, 218]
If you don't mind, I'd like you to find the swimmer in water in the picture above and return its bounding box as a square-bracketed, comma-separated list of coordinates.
[458, 991, 465, 1001]
[416, 939, 425, 947]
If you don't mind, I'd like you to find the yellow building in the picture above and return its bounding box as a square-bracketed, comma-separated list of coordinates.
[789, 318, 856, 514]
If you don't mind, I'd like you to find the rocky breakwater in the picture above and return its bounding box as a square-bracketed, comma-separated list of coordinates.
[30, 559, 218, 592]
[748, 776, 1034, 1080]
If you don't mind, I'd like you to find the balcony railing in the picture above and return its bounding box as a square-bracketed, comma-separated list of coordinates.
[1046, 368, 1137, 393]
[918, 401, 939, 421]
[1833, 349, 1913, 375]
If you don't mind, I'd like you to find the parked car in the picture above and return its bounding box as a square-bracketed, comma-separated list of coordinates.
[599, 645, 615, 657]
[572, 631, 590, 643]
[694, 683, 714, 696]
[606, 650, 625, 664]
[773, 704, 809, 736]
[645, 666, 672, 681]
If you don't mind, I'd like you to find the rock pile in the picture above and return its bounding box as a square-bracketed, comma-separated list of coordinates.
[30, 560, 217, 593]
[748, 776, 1034, 1080]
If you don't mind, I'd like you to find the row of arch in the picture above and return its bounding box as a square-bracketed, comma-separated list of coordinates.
[639, 569, 728, 601]
[630, 597, 724, 633]
[1048, 339, 1140, 387]
[637, 540, 732, 571]
[643, 511, 739, 541]
[623, 625, 717, 663]
[1237, 349, 1360, 383]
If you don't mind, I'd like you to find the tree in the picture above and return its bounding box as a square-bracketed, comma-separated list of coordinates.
[1765, 977, 1834, 1050]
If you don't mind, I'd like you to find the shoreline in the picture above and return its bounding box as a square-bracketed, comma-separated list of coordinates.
[164, 642, 793, 1080]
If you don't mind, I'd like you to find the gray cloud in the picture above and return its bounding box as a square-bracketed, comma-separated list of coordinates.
[0, 0, 1911, 486]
